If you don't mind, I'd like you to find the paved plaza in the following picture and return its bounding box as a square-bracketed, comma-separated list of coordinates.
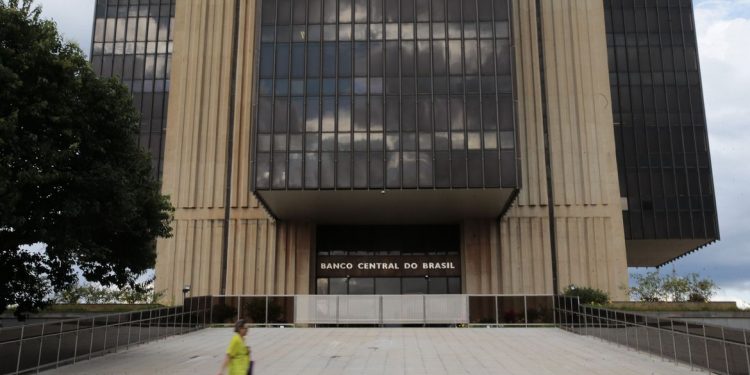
[44, 328, 692, 374]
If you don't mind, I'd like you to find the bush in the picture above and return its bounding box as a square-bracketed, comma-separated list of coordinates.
[563, 285, 609, 305]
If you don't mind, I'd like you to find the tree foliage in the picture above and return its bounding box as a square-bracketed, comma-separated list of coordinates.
[629, 271, 718, 303]
[0, 0, 173, 316]
[629, 271, 664, 302]
[53, 280, 164, 305]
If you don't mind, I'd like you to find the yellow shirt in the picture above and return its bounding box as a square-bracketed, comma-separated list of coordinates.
[226, 333, 250, 375]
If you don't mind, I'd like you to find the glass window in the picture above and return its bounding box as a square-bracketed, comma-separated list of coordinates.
[448, 40, 462, 75]
[375, 278, 400, 294]
[402, 277, 427, 294]
[339, 42, 352, 76]
[275, 44, 290, 78]
[354, 0, 367, 22]
[254, 0, 518, 191]
[386, 152, 400, 187]
[322, 98, 336, 131]
[370, 42, 383, 76]
[322, 43, 336, 77]
[448, 277, 461, 294]
[305, 153, 319, 187]
[329, 277, 348, 294]
[338, 97, 352, 131]
[274, 98, 288, 132]
[428, 277, 448, 294]
[305, 134, 319, 151]
[305, 97, 320, 131]
[348, 278, 374, 294]
[417, 41, 431, 77]
[316, 278, 329, 294]
[291, 44, 305, 77]
[290, 98, 304, 132]
[370, 97, 384, 131]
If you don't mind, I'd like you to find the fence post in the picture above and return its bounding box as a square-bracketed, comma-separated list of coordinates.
[102, 315, 110, 353]
[146, 310, 152, 342]
[422, 295, 427, 327]
[206, 297, 211, 327]
[703, 324, 710, 370]
[692, 322, 696, 370]
[655, 317, 663, 358]
[137, 311, 144, 344]
[265, 296, 270, 327]
[495, 296, 499, 326]
[744, 329, 749, 375]
[88, 317, 95, 360]
[379, 295, 383, 327]
[721, 326, 729, 374]
[583, 306, 588, 336]
[114, 313, 121, 353]
[127, 312, 133, 349]
[72, 320, 80, 364]
[523, 296, 528, 328]
[644, 316, 651, 356]
[55, 321, 63, 369]
[669, 320, 690, 363]
[336, 295, 340, 327]
[624, 313, 630, 349]
[36, 322, 46, 372]
[633, 314, 639, 352]
[16, 325, 25, 374]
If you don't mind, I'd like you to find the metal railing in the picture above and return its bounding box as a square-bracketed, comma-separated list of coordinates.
[555, 296, 750, 375]
[207, 294, 555, 326]
[0, 296, 211, 375]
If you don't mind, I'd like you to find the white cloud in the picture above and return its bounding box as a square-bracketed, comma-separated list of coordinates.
[714, 283, 750, 310]
[35, 0, 95, 54]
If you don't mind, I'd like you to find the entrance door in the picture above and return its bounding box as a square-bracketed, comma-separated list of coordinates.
[315, 226, 462, 294]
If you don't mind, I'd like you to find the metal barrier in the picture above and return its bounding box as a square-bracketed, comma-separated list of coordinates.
[554, 296, 750, 375]
[207, 294, 555, 326]
[0, 296, 211, 375]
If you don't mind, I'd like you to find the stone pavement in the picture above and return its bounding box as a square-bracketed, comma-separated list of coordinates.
[44, 328, 693, 374]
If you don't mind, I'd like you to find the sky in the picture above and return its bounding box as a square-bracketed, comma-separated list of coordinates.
[31, 0, 750, 307]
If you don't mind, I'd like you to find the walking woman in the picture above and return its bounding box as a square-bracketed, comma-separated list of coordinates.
[217, 319, 252, 375]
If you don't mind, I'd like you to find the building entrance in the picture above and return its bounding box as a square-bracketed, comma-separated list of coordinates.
[315, 226, 461, 295]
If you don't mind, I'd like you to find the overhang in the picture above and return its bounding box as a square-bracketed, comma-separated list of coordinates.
[256, 188, 517, 224]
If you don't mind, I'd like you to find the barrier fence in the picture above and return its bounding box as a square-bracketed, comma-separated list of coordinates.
[0, 296, 211, 375]
[207, 294, 555, 326]
[554, 296, 750, 375]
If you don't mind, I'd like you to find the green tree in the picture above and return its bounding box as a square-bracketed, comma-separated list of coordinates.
[686, 273, 717, 303]
[662, 271, 690, 302]
[629, 271, 664, 302]
[0, 0, 173, 316]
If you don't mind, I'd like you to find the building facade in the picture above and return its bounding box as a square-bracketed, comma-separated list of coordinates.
[91, 0, 718, 304]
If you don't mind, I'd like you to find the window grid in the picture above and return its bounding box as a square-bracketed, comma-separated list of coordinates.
[605, 0, 717, 240]
[252, 0, 517, 191]
[91, 0, 175, 179]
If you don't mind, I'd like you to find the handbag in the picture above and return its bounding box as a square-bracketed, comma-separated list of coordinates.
[247, 361, 254, 375]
